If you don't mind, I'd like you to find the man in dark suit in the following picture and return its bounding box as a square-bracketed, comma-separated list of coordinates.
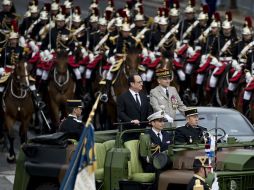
[59, 99, 84, 140]
[187, 156, 212, 190]
[117, 73, 152, 130]
[174, 108, 207, 144]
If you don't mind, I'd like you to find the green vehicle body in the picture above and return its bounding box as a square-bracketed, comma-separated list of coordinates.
[13, 129, 254, 190]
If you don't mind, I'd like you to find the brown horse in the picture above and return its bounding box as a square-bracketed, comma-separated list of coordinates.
[99, 52, 141, 130]
[3, 60, 34, 162]
[47, 51, 76, 131]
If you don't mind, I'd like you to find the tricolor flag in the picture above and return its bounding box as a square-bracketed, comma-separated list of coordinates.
[60, 123, 96, 190]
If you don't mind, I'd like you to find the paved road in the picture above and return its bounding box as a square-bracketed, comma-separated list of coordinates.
[0, 0, 250, 189]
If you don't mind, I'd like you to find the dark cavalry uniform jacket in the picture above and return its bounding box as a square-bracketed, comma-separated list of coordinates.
[41, 27, 74, 51]
[59, 115, 83, 140]
[0, 46, 24, 66]
[174, 124, 207, 144]
[187, 174, 211, 190]
[140, 128, 173, 173]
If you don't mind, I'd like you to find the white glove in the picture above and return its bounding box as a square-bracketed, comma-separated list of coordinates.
[211, 173, 219, 190]
[164, 114, 173, 123]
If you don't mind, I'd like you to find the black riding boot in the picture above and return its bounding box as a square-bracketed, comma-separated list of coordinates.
[242, 99, 250, 116]
[209, 87, 219, 106]
[100, 80, 112, 102]
[226, 90, 234, 108]
[31, 90, 45, 110]
[196, 84, 203, 105]
[85, 78, 92, 94]
[76, 79, 86, 98]
[0, 93, 4, 142]
[179, 80, 188, 98]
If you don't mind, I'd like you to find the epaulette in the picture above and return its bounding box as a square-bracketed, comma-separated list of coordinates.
[109, 35, 118, 44]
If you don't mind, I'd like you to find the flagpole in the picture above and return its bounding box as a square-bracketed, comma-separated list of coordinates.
[85, 93, 101, 127]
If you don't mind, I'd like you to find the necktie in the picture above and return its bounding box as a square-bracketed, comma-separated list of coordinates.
[157, 133, 161, 141]
[135, 93, 141, 107]
[166, 89, 169, 98]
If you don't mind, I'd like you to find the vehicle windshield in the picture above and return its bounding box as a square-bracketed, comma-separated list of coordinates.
[175, 110, 254, 136]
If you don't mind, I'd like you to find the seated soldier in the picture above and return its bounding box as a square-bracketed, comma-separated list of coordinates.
[140, 110, 173, 173]
[187, 156, 212, 190]
[59, 99, 84, 140]
[174, 108, 207, 144]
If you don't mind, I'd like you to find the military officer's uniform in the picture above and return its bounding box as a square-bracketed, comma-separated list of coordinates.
[187, 156, 212, 190]
[59, 100, 84, 140]
[150, 68, 186, 120]
[174, 108, 207, 144]
[139, 110, 173, 173]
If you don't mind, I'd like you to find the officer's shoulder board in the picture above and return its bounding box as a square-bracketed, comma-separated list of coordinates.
[109, 35, 118, 44]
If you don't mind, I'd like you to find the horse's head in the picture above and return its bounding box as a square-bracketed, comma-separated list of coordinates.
[125, 52, 141, 76]
[13, 60, 30, 90]
[55, 49, 69, 75]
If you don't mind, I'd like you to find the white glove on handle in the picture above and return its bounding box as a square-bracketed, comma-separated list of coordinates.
[164, 114, 174, 123]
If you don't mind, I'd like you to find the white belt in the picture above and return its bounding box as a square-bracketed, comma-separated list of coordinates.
[219, 57, 232, 62]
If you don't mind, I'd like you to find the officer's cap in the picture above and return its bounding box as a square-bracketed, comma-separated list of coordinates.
[184, 108, 198, 117]
[2, 0, 11, 5]
[156, 68, 172, 78]
[193, 156, 211, 169]
[66, 99, 83, 108]
[147, 110, 166, 122]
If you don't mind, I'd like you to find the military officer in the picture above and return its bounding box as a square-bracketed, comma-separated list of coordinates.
[40, 10, 73, 52]
[59, 99, 84, 140]
[29, 8, 49, 42]
[174, 108, 207, 144]
[187, 156, 212, 190]
[226, 17, 253, 108]
[19, 3, 39, 36]
[140, 110, 173, 172]
[100, 21, 142, 102]
[0, 0, 17, 31]
[208, 11, 238, 106]
[150, 68, 186, 120]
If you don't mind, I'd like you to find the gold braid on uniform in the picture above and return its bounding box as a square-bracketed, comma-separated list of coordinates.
[150, 144, 160, 156]
[56, 33, 69, 50]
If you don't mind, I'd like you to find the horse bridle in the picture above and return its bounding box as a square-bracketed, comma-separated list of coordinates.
[53, 67, 70, 87]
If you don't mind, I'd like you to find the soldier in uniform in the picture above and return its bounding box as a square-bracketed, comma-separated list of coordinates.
[40, 10, 74, 52]
[208, 11, 238, 106]
[19, 2, 39, 37]
[0, 0, 17, 31]
[187, 156, 212, 190]
[100, 20, 142, 102]
[150, 68, 186, 121]
[59, 99, 84, 140]
[195, 12, 221, 102]
[139, 110, 173, 172]
[28, 7, 49, 42]
[226, 17, 253, 108]
[177, 0, 196, 42]
[174, 108, 207, 144]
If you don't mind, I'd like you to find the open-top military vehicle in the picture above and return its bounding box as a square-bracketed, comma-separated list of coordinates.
[14, 107, 254, 190]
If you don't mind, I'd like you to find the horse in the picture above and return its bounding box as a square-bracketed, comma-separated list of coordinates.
[3, 60, 34, 162]
[99, 51, 142, 130]
[47, 50, 76, 131]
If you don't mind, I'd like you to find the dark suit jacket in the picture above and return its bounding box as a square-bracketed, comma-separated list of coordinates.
[59, 115, 83, 140]
[174, 124, 207, 144]
[187, 175, 210, 190]
[117, 90, 152, 130]
[140, 128, 173, 173]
